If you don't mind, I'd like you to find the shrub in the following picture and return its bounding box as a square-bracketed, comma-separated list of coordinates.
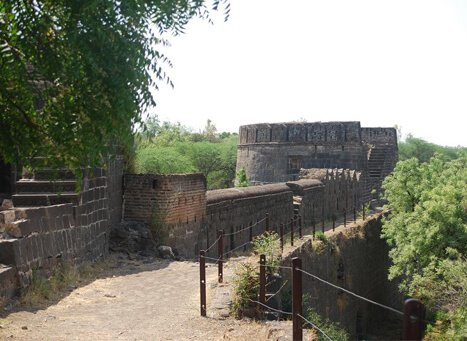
[305, 308, 349, 341]
[314, 231, 336, 254]
[252, 232, 282, 274]
[231, 263, 259, 318]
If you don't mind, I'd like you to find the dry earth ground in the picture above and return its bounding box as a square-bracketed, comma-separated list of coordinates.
[0, 255, 307, 341]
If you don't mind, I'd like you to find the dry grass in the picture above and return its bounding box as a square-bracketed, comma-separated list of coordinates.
[21, 258, 114, 306]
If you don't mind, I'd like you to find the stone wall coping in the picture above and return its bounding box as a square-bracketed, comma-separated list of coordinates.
[126, 173, 204, 178]
[239, 121, 362, 128]
[207, 183, 292, 204]
[285, 179, 324, 195]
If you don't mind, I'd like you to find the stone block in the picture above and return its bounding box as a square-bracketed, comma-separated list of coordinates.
[0, 239, 21, 266]
[0, 210, 16, 224]
[4, 219, 39, 238]
[0, 266, 18, 301]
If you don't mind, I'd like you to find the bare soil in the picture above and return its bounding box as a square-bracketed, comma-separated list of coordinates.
[0, 254, 303, 340]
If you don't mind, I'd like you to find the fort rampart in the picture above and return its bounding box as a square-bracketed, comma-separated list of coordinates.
[279, 213, 402, 339]
[122, 173, 207, 257]
[118, 168, 362, 258]
[235, 122, 397, 194]
[0, 159, 123, 300]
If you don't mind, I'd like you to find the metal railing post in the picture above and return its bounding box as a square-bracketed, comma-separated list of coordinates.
[292, 257, 303, 341]
[199, 250, 206, 317]
[217, 229, 224, 283]
[258, 254, 266, 317]
[290, 218, 294, 246]
[403, 299, 425, 340]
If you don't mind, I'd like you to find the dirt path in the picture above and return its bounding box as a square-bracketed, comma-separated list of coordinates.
[0, 256, 297, 341]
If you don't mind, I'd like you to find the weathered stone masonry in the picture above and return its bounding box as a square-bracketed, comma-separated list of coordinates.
[123, 174, 207, 257]
[0, 159, 124, 300]
[279, 213, 402, 340]
[236, 121, 397, 201]
[120, 169, 362, 259]
[205, 184, 294, 258]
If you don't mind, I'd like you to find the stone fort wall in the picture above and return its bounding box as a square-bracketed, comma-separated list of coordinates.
[119, 168, 362, 259]
[204, 184, 294, 258]
[0, 162, 124, 299]
[122, 174, 207, 257]
[279, 213, 402, 339]
[236, 122, 397, 186]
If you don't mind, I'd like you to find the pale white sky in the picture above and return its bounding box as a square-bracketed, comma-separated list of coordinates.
[151, 0, 467, 146]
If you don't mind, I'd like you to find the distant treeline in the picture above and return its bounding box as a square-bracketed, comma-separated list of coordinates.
[398, 134, 466, 162]
[134, 119, 466, 190]
[134, 117, 237, 189]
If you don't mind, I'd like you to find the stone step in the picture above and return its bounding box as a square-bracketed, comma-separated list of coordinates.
[15, 180, 77, 194]
[0, 265, 17, 300]
[12, 193, 79, 207]
[33, 168, 75, 181]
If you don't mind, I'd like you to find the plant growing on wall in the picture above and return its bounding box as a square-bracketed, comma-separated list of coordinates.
[314, 231, 337, 254]
[236, 167, 250, 187]
[252, 232, 282, 273]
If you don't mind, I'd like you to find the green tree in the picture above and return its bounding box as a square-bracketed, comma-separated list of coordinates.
[0, 1, 227, 172]
[183, 142, 223, 180]
[135, 121, 238, 189]
[382, 155, 466, 293]
[399, 135, 464, 163]
[135, 145, 194, 174]
[382, 154, 467, 336]
[199, 134, 237, 188]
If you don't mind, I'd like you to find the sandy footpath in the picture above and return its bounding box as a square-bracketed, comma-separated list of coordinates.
[0, 256, 300, 340]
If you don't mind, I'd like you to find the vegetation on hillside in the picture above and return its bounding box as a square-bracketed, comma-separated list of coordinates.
[0, 1, 228, 173]
[382, 153, 467, 337]
[398, 135, 465, 162]
[135, 117, 237, 189]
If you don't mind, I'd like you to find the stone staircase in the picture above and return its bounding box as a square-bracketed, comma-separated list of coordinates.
[12, 169, 79, 207]
[363, 144, 397, 203]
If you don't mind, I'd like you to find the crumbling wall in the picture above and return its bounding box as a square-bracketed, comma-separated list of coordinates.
[122, 174, 206, 257]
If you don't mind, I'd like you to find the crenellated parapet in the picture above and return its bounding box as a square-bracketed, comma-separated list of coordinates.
[239, 122, 362, 145]
[361, 127, 397, 145]
[236, 121, 398, 195]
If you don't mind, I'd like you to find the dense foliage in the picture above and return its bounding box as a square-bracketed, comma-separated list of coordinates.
[135, 118, 237, 189]
[398, 135, 465, 162]
[0, 1, 227, 172]
[382, 153, 466, 336]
